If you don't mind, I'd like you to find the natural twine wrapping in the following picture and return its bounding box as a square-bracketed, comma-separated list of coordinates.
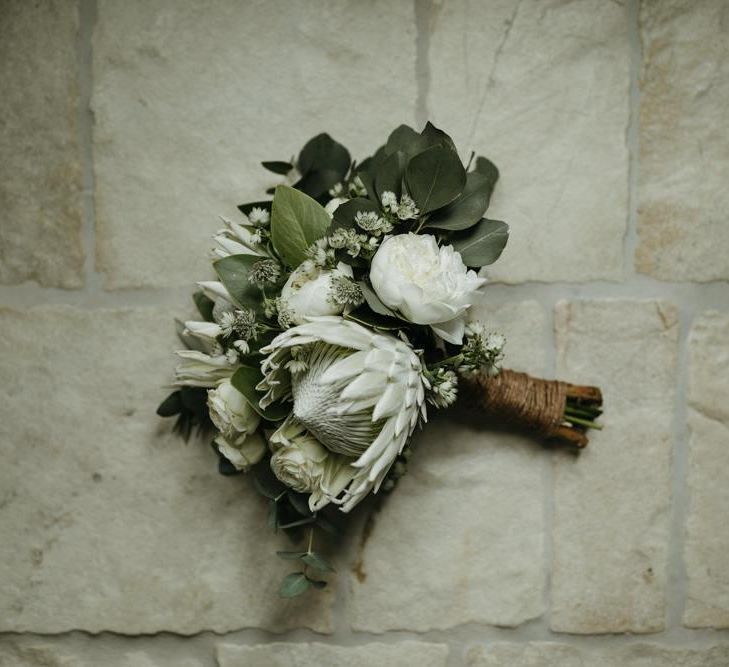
[461, 369, 568, 437]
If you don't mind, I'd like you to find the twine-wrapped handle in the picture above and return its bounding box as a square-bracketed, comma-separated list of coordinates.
[461, 369, 603, 448]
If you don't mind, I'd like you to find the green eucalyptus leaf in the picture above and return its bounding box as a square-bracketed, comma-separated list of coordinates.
[280, 572, 311, 598]
[192, 291, 215, 321]
[333, 198, 381, 230]
[375, 150, 406, 200]
[287, 491, 313, 516]
[472, 156, 500, 191]
[355, 169, 377, 202]
[347, 307, 403, 331]
[385, 124, 429, 158]
[262, 160, 293, 175]
[308, 578, 327, 589]
[451, 218, 509, 267]
[270, 185, 331, 268]
[156, 391, 182, 417]
[213, 254, 262, 310]
[231, 365, 291, 422]
[421, 121, 459, 153]
[268, 500, 279, 530]
[301, 552, 336, 573]
[252, 465, 286, 500]
[276, 551, 308, 561]
[425, 171, 492, 230]
[294, 168, 342, 200]
[298, 133, 351, 179]
[405, 145, 466, 214]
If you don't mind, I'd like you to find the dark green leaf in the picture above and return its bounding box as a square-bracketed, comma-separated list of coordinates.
[268, 500, 279, 530]
[312, 513, 340, 535]
[421, 121, 459, 153]
[252, 465, 286, 500]
[332, 198, 381, 231]
[237, 200, 272, 216]
[298, 133, 351, 179]
[262, 160, 293, 175]
[385, 124, 429, 158]
[301, 552, 336, 572]
[156, 391, 182, 417]
[287, 491, 313, 516]
[346, 307, 403, 331]
[276, 551, 308, 561]
[231, 365, 291, 422]
[375, 150, 406, 200]
[213, 254, 262, 310]
[359, 281, 397, 317]
[355, 169, 377, 202]
[451, 218, 509, 267]
[270, 185, 331, 268]
[294, 169, 342, 200]
[405, 145, 466, 214]
[308, 578, 327, 589]
[425, 172, 493, 231]
[279, 572, 311, 598]
[192, 291, 215, 321]
[472, 156, 500, 192]
[217, 454, 241, 476]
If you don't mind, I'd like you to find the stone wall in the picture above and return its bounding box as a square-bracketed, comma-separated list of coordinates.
[1, 1, 728, 665]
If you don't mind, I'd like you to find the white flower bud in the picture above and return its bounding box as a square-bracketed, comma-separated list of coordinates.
[279, 261, 354, 324]
[207, 378, 261, 439]
[215, 431, 266, 471]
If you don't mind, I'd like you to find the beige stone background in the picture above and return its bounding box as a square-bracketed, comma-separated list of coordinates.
[1, 0, 728, 665]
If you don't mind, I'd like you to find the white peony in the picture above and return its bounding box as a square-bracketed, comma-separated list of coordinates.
[215, 431, 266, 471]
[369, 233, 486, 344]
[258, 316, 427, 512]
[207, 378, 261, 439]
[279, 260, 354, 325]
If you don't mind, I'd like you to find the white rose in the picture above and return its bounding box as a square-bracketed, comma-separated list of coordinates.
[369, 233, 486, 344]
[207, 378, 261, 438]
[269, 418, 331, 494]
[279, 260, 353, 325]
[215, 431, 266, 471]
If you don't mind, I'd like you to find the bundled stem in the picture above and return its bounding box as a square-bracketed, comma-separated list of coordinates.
[461, 369, 603, 448]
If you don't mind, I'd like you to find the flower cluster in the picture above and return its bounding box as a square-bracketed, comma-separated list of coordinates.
[158, 123, 512, 598]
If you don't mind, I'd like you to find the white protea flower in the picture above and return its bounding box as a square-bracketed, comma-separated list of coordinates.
[258, 316, 427, 511]
[212, 215, 268, 259]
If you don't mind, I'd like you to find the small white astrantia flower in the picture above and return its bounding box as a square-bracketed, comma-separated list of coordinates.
[247, 207, 270, 227]
[258, 316, 427, 512]
[370, 233, 486, 344]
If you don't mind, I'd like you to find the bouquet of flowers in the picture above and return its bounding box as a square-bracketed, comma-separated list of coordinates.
[157, 123, 602, 598]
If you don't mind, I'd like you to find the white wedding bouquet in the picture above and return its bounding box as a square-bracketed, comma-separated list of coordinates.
[158, 123, 602, 598]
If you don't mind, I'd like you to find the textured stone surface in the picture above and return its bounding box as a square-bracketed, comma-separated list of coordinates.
[92, 0, 416, 288]
[349, 301, 547, 631]
[684, 311, 729, 627]
[0, 0, 84, 287]
[0, 306, 332, 634]
[428, 0, 629, 282]
[551, 300, 678, 633]
[465, 642, 729, 666]
[637, 0, 729, 281]
[0, 637, 204, 667]
[218, 641, 449, 667]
